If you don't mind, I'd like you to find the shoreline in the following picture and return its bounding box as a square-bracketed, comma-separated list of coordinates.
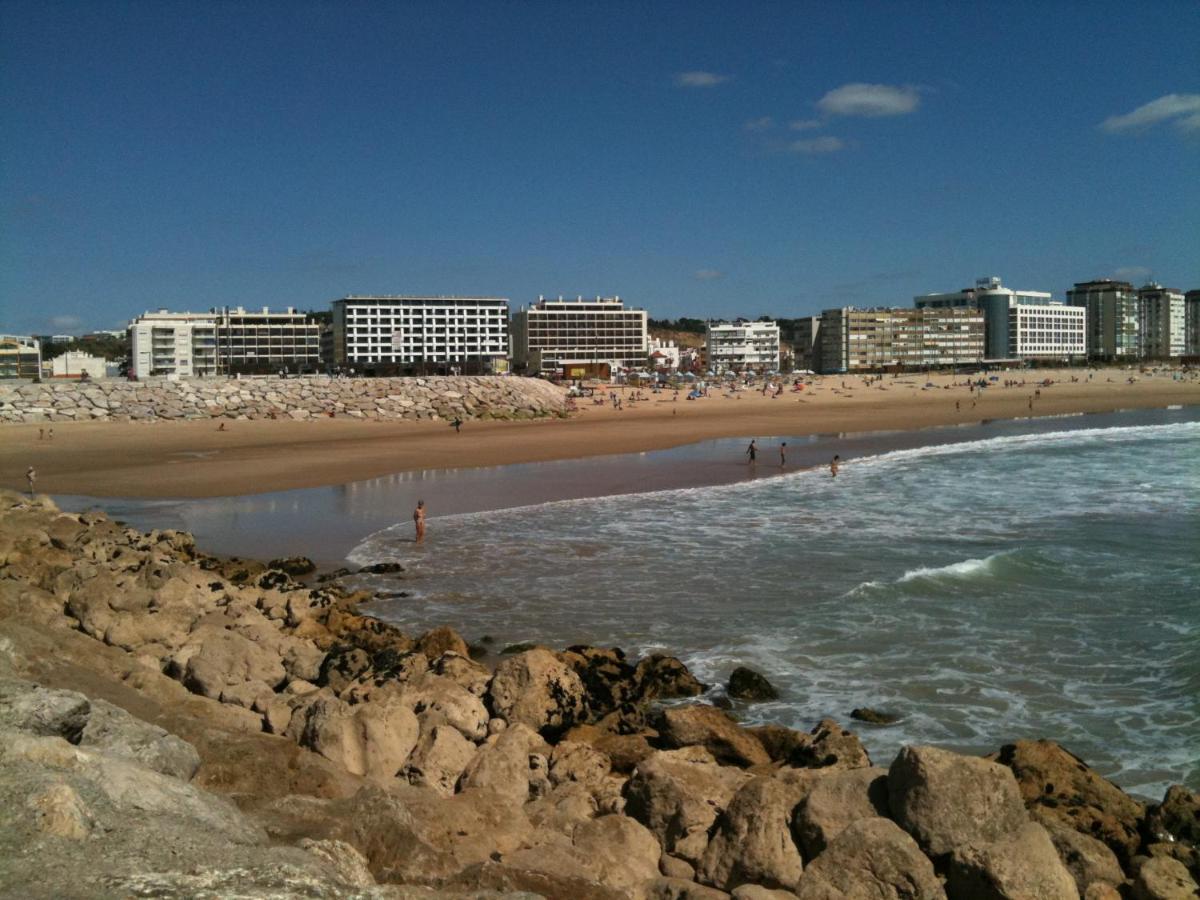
[3, 369, 1198, 500]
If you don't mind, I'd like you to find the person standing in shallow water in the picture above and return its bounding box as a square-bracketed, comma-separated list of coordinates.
[746, 439, 757, 464]
[779, 442, 787, 467]
[830, 455, 840, 478]
[413, 500, 426, 543]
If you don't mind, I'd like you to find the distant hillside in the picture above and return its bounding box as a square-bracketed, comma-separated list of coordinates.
[649, 327, 704, 349]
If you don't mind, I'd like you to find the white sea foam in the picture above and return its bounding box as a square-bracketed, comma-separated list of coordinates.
[896, 552, 1009, 584]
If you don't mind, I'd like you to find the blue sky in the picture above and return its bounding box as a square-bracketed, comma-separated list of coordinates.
[2, 1, 1198, 334]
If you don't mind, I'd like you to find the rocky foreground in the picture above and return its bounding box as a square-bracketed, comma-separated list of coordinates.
[1, 490, 1197, 900]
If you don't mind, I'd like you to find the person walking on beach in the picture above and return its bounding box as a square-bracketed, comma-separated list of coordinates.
[830, 455, 840, 478]
[26, 466, 36, 495]
[450, 417, 462, 433]
[746, 439, 757, 464]
[413, 500, 426, 544]
[779, 442, 787, 467]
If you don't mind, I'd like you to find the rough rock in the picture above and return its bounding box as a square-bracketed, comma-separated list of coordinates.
[1035, 811, 1126, 897]
[698, 776, 804, 892]
[634, 654, 707, 700]
[795, 817, 946, 900]
[458, 723, 550, 804]
[850, 707, 900, 725]
[402, 723, 476, 796]
[488, 648, 588, 737]
[1145, 785, 1200, 848]
[794, 766, 890, 857]
[550, 739, 612, 787]
[417, 625, 470, 661]
[624, 746, 754, 864]
[648, 878, 733, 899]
[27, 781, 93, 839]
[732, 887, 799, 900]
[946, 821, 1080, 900]
[651, 705, 771, 768]
[0, 679, 90, 740]
[727, 666, 779, 702]
[889, 744, 1029, 859]
[179, 627, 288, 699]
[79, 697, 201, 781]
[788, 718, 871, 770]
[295, 694, 420, 780]
[995, 739, 1146, 865]
[1132, 856, 1199, 899]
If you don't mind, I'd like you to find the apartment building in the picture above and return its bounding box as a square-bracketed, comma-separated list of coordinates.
[330, 296, 509, 374]
[705, 321, 781, 373]
[510, 296, 647, 377]
[915, 276, 1069, 360]
[0, 335, 42, 379]
[1136, 284, 1186, 359]
[1186, 290, 1200, 357]
[791, 316, 822, 371]
[129, 307, 321, 378]
[1005, 302, 1086, 360]
[819, 307, 984, 373]
[647, 338, 681, 371]
[1066, 280, 1140, 360]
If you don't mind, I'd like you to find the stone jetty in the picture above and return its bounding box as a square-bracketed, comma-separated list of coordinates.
[1, 490, 1197, 898]
[0, 375, 568, 423]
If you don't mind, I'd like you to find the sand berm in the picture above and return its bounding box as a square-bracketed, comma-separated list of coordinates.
[2, 489, 1198, 899]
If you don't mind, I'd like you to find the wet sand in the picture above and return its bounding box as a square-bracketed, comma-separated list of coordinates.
[3, 369, 1198, 499]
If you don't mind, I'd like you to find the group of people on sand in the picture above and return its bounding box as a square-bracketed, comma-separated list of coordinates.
[745, 439, 839, 477]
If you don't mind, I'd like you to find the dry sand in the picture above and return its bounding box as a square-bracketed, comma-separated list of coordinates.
[3, 369, 1197, 499]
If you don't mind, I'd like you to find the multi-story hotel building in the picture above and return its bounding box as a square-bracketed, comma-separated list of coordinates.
[330, 296, 509, 374]
[1066, 279, 1140, 360]
[705, 320, 781, 373]
[0, 335, 42, 379]
[914, 276, 1077, 361]
[1186, 290, 1200, 357]
[510, 296, 647, 377]
[819, 307, 984, 373]
[791, 316, 822, 372]
[130, 307, 321, 378]
[1136, 283, 1186, 359]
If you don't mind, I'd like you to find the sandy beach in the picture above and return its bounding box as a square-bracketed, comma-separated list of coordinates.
[3, 368, 1198, 499]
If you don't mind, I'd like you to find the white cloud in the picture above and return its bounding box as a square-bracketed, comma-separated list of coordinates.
[790, 136, 845, 154]
[1113, 266, 1152, 282]
[49, 315, 82, 330]
[674, 71, 730, 88]
[744, 116, 774, 131]
[789, 119, 823, 131]
[695, 269, 724, 281]
[817, 83, 920, 117]
[1100, 93, 1200, 133]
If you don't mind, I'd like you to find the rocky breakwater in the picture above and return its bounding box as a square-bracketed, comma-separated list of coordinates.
[2, 491, 1198, 899]
[0, 374, 568, 423]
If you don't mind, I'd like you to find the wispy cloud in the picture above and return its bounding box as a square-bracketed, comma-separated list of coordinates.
[789, 119, 823, 131]
[50, 315, 82, 330]
[1100, 94, 1200, 133]
[818, 83, 920, 117]
[744, 116, 774, 132]
[1113, 266, 1152, 282]
[695, 269, 724, 281]
[674, 71, 730, 88]
[790, 136, 845, 155]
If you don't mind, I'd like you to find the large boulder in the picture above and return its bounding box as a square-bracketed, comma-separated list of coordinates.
[1145, 785, 1200, 848]
[561, 645, 640, 716]
[458, 723, 550, 804]
[79, 698, 201, 781]
[416, 625, 469, 661]
[488, 648, 588, 737]
[651, 705, 770, 768]
[571, 814, 663, 897]
[0, 680, 90, 741]
[788, 719, 871, 771]
[795, 817, 946, 900]
[634, 654, 707, 701]
[402, 673, 490, 741]
[727, 666, 779, 702]
[697, 776, 804, 892]
[793, 766, 890, 858]
[946, 821, 1079, 900]
[550, 739, 612, 788]
[401, 723, 475, 796]
[178, 627, 288, 699]
[888, 745, 1028, 859]
[1035, 812, 1126, 897]
[624, 747, 753, 864]
[1132, 856, 1199, 900]
[995, 740, 1145, 866]
[295, 695, 419, 781]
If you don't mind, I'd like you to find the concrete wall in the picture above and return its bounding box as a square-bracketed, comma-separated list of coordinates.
[0, 375, 567, 423]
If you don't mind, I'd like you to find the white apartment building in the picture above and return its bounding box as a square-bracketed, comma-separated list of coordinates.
[916, 276, 1069, 360]
[130, 311, 218, 378]
[130, 307, 321, 378]
[647, 337, 681, 371]
[1007, 302, 1086, 360]
[510, 296, 648, 377]
[1137, 284, 1186, 358]
[50, 351, 107, 380]
[705, 321, 781, 373]
[330, 296, 509, 373]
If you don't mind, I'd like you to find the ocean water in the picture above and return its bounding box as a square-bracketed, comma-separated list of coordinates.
[351, 416, 1200, 799]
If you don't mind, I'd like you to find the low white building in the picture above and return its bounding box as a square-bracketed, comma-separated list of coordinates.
[50, 351, 107, 380]
[647, 338, 681, 371]
[705, 320, 780, 373]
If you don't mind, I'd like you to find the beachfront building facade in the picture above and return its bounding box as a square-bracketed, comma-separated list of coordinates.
[647, 337, 681, 372]
[1136, 284, 1186, 359]
[1187, 291, 1200, 357]
[130, 307, 321, 378]
[0, 335, 42, 379]
[510, 296, 648, 378]
[330, 295, 509, 375]
[818, 307, 984, 373]
[705, 320, 781, 373]
[791, 316, 822, 372]
[1066, 279, 1140, 360]
[49, 351, 108, 380]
